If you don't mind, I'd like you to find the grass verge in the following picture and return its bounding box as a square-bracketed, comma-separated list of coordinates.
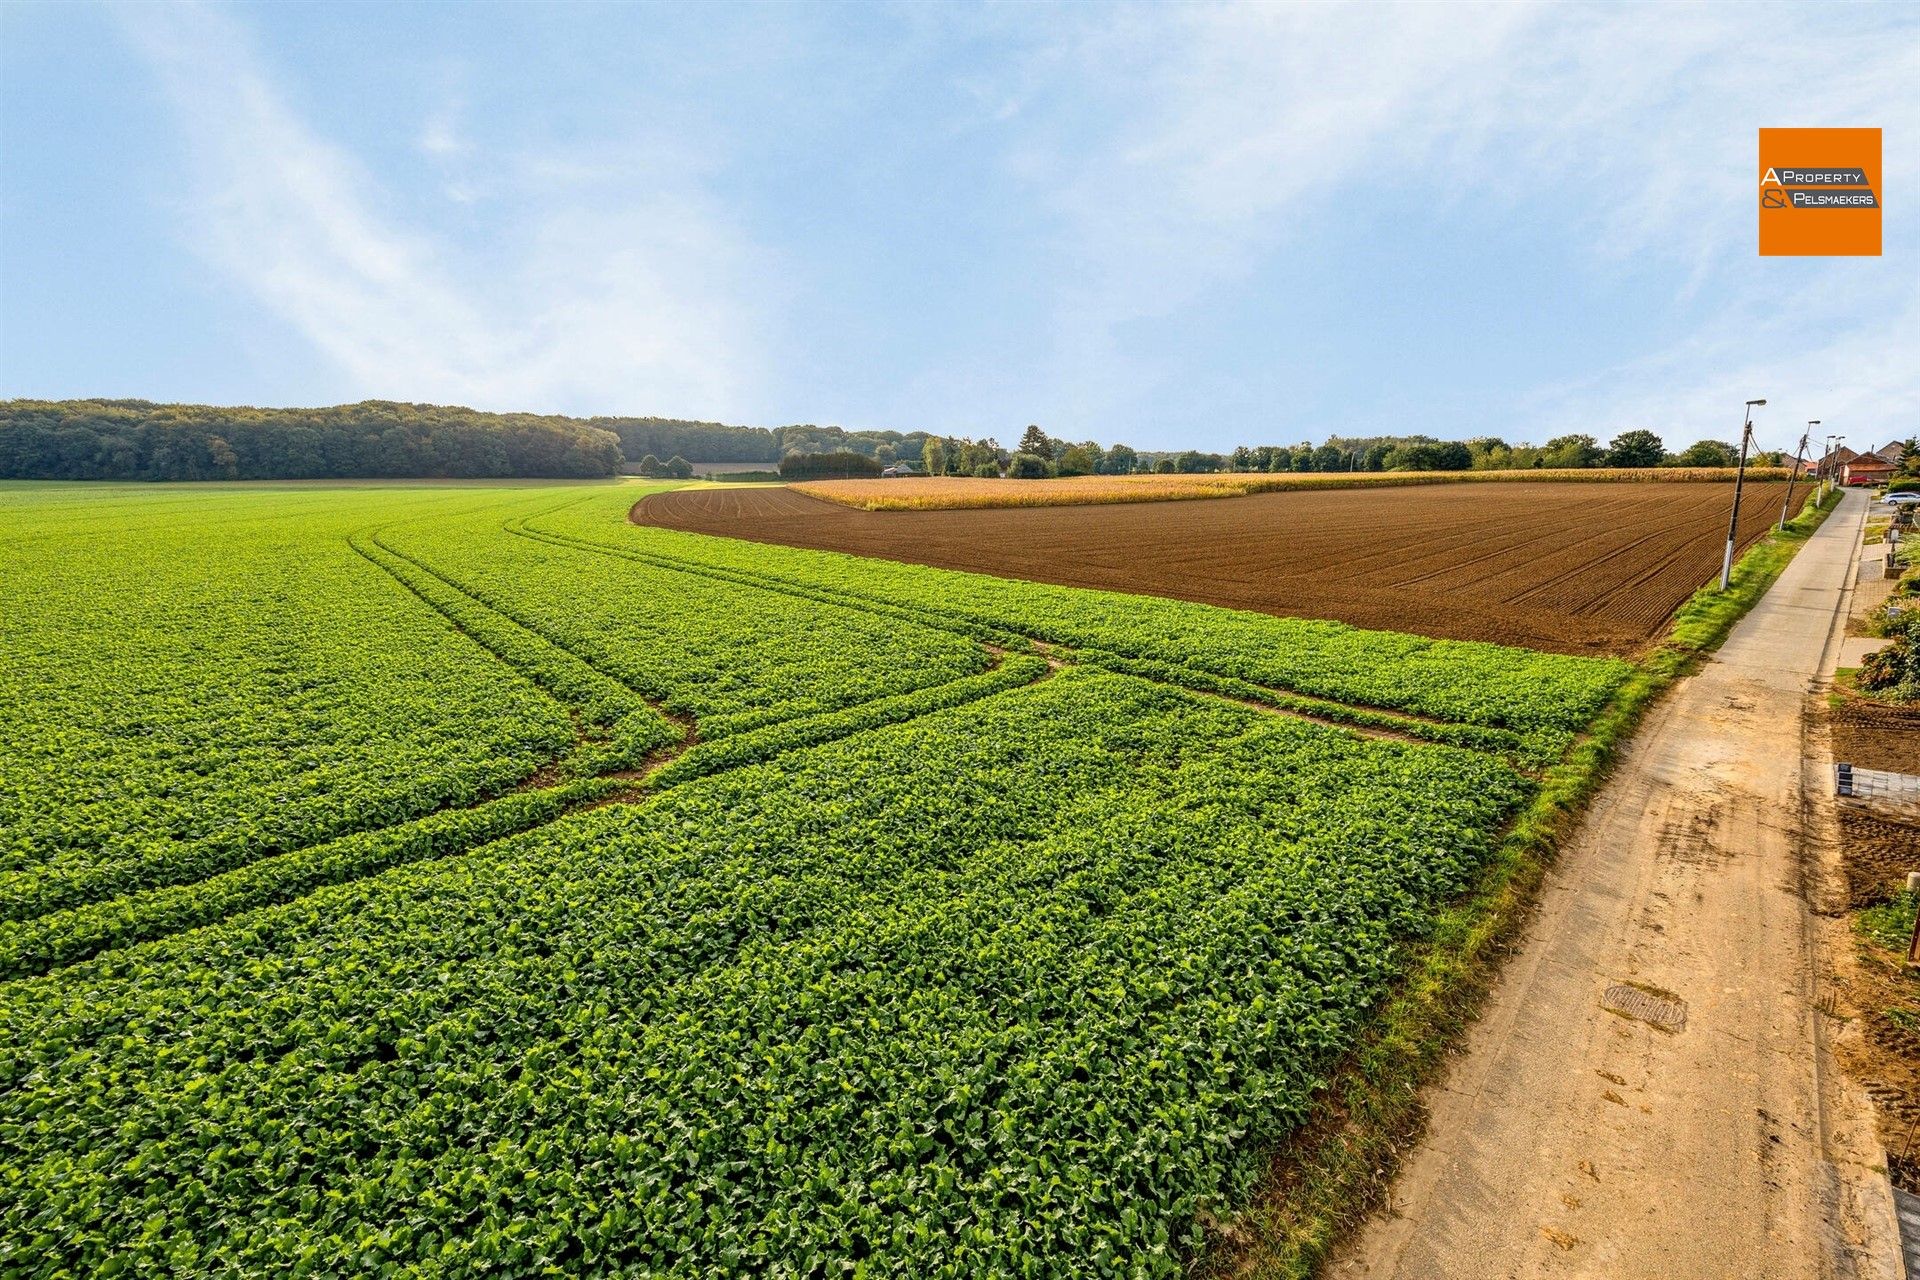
[1858, 890, 1919, 954]
[1200, 483, 1842, 1277]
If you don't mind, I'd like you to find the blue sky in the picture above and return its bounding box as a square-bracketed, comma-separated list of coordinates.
[2, 1, 1915, 454]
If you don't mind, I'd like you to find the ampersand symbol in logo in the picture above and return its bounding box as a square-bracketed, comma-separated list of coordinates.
[1761, 186, 1789, 209]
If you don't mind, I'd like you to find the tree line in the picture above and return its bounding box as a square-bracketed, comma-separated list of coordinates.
[776, 451, 884, 480]
[593, 417, 931, 467]
[1, 400, 625, 481]
[910, 427, 1785, 479]
[0, 400, 950, 481]
[1, 398, 1794, 484]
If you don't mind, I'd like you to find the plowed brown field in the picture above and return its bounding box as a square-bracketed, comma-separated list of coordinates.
[632, 480, 1800, 655]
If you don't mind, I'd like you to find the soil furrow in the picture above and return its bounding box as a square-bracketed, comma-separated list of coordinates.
[628, 481, 1794, 656]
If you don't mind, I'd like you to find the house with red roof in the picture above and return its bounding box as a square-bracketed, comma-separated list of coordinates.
[1816, 440, 1910, 487]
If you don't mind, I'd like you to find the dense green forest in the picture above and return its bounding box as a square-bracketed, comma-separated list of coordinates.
[776, 450, 884, 479]
[591, 416, 929, 466]
[0, 401, 625, 481]
[0, 401, 940, 481]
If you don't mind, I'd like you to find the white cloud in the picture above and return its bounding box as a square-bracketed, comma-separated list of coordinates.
[116, 1, 762, 419]
[1005, 1, 1920, 441]
[101, 0, 1918, 441]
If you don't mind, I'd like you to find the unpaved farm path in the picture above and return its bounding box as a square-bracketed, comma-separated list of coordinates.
[1336, 489, 1902, 1279]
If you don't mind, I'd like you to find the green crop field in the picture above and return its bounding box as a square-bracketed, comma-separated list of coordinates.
[0, 481, 1634, 1277]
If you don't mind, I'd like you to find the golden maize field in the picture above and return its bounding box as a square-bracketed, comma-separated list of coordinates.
[793, 467, 1790, 511]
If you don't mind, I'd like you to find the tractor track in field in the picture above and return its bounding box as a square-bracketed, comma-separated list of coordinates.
[514, 514, 1536, 759]
[353, 531, 700, 775]
[2, 651, 1061, 981]
[9, 494, 1573, 979]
[2, 535, 1066, 978]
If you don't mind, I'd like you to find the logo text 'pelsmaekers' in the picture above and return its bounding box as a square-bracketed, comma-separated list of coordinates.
[1759, 166, 1878, 209]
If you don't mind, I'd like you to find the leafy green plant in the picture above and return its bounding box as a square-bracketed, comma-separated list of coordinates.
[0, 487, 577, 923]
[1858, 891, 1919, 953]
[0, 480, 1679, 1278]
[0, 671, 1528, 1278]
[527, 498, 1632, 735]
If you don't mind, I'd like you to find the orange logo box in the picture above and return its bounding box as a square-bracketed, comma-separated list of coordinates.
[1758, 127, 1881, 256]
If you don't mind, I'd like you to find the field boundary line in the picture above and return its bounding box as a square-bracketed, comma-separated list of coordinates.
[613, 498, 1603, 733]
[1195, 483, 1844, 1278]
[542, 500, 1525, 762]
[528, 517, 1536, 760]
[638, 482, 1789, 659]
[381, 508, 1083, 769]
[533, 513, 1541, 751]
[515, 516, 1035, 649]
[371, 521, 1066, 778]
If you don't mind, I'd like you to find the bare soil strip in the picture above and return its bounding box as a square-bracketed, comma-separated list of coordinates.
[633, 481, 1796, 657]
[1816, 513, 1920, 1198]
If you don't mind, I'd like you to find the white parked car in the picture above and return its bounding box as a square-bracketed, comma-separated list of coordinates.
[1881, 491, 1920, 505]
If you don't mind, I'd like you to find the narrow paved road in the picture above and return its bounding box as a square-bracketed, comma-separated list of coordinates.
[1336, 490, 1902, 1279]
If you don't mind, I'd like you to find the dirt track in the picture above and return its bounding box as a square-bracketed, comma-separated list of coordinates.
[633, 481, 1797, 656]
[1335, 489, 1900, 1278]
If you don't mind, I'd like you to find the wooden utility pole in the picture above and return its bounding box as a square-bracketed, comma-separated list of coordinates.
[1720, 400, 1764, 591]
[1780, 424, 1813, 530]
[1908, 872, 1920, 968]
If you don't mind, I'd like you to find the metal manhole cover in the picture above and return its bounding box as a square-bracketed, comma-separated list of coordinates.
[1602, 983, 1687, 1032]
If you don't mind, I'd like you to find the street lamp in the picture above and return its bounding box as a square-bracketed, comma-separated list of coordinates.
[1780, 420, 1817, 530]
[1720, 398, 1765, 591]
